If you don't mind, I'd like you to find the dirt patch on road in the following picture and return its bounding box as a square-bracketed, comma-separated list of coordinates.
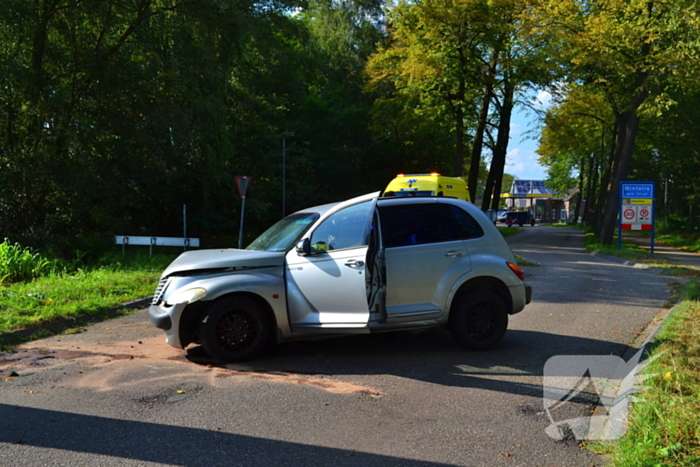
[1, 321, 381, 397]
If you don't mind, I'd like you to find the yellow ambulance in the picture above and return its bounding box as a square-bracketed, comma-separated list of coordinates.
[383, 173, 471, 202]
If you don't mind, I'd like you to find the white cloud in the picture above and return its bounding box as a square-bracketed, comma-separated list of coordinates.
[509, 121, 523, 137]
[532, 90, 552, 109]
[506, 147, 547, 180]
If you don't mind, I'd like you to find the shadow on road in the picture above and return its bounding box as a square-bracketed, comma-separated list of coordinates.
[184, 327, 630, 401]
[0, 404, 453, 466]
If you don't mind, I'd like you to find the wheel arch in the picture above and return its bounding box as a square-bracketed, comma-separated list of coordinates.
[179, 291, 279, 348]
[448, 276, 513, 321]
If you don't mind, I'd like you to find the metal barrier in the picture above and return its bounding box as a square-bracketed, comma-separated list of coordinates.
[114, 236, 200, 257]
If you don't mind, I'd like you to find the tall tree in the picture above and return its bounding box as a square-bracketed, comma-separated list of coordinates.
[525, 0, 700, 243]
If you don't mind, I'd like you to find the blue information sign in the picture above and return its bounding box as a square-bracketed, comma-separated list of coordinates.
[621, 183, 654, 199]
[618, 181, 656, 253]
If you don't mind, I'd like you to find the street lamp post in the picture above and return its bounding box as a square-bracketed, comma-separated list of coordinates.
[282, 131, 294, 218]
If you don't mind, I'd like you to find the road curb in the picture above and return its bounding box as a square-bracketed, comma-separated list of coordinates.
[0, 297, 152, 344]
[589, 251, 664, 273]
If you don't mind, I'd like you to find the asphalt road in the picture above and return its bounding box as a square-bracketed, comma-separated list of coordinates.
[0, 226, 678, 466]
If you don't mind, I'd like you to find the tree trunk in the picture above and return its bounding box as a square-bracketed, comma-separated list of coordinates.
[573, 156, 584, 225]
[482, 84, 514, 211]
[599, 86, 646, 244]
[468, 82, 493, 202]
[452, 101, 465, 177]
[467, 49, 499, 202]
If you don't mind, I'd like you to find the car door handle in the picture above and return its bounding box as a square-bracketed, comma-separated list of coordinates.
[445, 251, 463, 257]
[344, 259, 365, 268]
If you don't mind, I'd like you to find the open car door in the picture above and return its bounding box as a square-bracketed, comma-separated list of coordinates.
[285, 199, 376, 331]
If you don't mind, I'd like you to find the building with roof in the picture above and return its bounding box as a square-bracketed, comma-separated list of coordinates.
[501, 180, 579, 223]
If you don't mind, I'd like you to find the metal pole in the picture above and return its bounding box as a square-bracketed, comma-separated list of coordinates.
[617, 183, 622, 250]
[183, 204, 187, 251]
[281, 132, 294, 218]
[282, 136, 286, 218]
[238, 196, 246, 249]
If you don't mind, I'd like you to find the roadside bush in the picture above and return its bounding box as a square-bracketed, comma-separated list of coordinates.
[0, 239, 58, 284]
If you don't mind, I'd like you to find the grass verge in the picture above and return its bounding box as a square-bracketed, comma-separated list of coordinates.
[0, 254, 174, 349]
[497, 226, 522, 237]
[600, 281, 700, 466]
[582, 229, 700, 279]
[633, 231, 700, 254]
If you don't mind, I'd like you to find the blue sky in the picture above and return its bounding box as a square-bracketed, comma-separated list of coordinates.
[503, 89, 552, 181]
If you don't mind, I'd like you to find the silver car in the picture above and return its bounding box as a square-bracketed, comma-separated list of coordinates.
[149, 192, 532, 362]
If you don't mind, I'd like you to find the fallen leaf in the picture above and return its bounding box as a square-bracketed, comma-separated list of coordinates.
[177, 390, 186, 394]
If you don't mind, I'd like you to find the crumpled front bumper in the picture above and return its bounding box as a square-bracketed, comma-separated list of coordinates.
[149, 302, 188, 349]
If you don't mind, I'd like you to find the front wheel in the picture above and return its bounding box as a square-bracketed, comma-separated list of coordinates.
[198, 296, 270, 362]
[449, 291, 508, 350]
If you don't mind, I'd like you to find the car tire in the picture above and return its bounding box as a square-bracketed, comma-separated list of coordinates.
[199, 296, 270, 362]
[449, 291, 508, 350]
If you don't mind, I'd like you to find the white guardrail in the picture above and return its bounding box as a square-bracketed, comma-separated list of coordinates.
[115, 236, 200, 256]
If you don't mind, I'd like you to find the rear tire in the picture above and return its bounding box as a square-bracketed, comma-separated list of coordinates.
[450, 291, 508, 350]
[199, 296, 270, 362]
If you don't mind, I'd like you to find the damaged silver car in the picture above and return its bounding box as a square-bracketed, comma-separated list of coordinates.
[149, 192, 532, 362]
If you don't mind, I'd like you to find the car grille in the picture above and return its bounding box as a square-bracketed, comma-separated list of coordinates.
[152, 277, 169, 305]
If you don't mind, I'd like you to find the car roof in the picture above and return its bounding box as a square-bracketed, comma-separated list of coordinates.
[291, 192, 381, 218]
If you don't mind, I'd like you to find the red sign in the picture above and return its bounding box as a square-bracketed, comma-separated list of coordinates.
[622, 224, 652, 231]
[235, 176, 253, 200]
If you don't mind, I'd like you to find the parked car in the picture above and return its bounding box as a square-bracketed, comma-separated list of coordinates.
[149, 193, 532, 362]
[501, 211, 535, 227]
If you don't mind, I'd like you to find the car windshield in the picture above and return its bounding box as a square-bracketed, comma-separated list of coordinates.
[246, 213, 319, 252]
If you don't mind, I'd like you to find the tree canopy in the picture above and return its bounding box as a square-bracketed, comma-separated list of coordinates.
[1, 0, 699, 254]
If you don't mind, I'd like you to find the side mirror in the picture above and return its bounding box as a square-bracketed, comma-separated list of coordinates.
[296, 238, 311, 256]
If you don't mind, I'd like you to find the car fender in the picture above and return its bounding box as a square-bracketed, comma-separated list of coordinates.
[163, 270, 290, 336]
[443, 253, 525, 316]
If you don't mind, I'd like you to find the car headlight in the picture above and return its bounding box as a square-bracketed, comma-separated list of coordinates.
[166, 287, 207, 305]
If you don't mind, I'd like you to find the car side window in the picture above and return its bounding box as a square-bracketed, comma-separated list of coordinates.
[310, 201, 372, 251]
[378, 203, 460, 248]
[442, 205, 484, 239]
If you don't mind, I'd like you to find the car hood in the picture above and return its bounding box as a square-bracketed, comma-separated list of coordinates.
[162, 249, 286, 277]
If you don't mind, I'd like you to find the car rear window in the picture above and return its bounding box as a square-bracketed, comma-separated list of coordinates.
[379, 204, 461, 248]
[443, 205, 484, 239]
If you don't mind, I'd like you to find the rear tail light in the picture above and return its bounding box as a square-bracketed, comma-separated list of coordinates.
[507, 262, 525, 281]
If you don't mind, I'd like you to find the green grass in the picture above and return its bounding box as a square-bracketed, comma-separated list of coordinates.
[0, 239, 60, 284]
[601, 281, 700, 466]
[640, 232, 700, 254]
[0, 253, 175, 347]
[497, 226, 522, 237]
[514, 254, 539, 267]
[582, 229, 700, 279]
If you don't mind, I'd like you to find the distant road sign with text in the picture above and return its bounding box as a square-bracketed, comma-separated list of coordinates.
[621, 183, 654, 199]
[619, 181, 655, 232]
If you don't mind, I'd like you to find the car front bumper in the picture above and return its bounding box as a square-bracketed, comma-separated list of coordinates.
[149, 302, 188, 349]
[525, 284, 533, 304]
